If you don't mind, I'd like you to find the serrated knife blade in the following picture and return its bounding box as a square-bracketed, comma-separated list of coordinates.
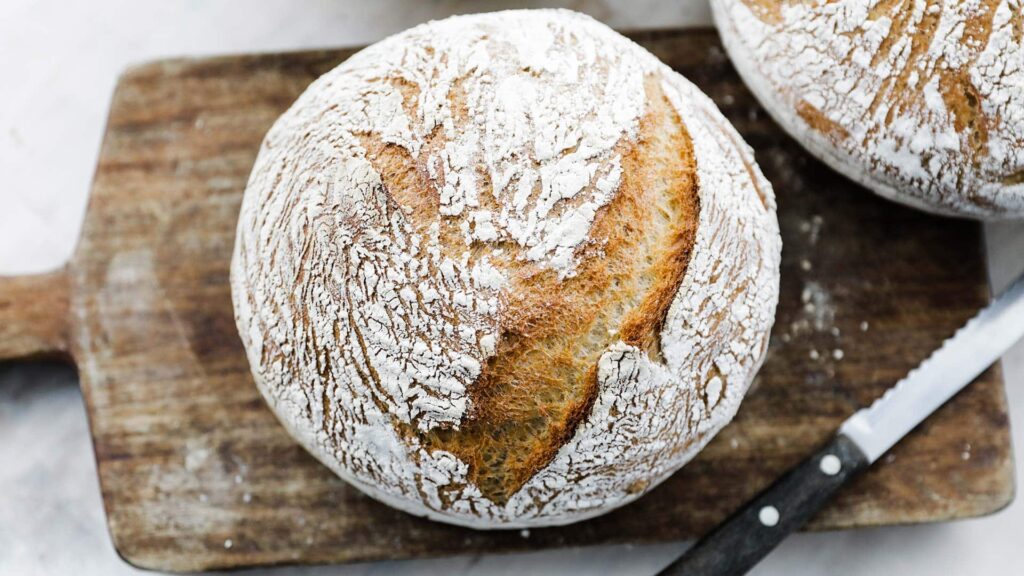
[840, 272, 1024, 463]
[660, 270, 1024, 576]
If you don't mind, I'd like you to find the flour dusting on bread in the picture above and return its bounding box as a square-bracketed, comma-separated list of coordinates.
[232, 9, 780, 528]
[714, 0, 1024, 218]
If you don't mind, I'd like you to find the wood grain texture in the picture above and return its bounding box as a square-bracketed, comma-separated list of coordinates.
[0, 268, 70, 362]
[0, 29, 1013, 572]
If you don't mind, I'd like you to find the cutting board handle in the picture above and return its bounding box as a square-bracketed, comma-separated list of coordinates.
[0, 267, 71, 362]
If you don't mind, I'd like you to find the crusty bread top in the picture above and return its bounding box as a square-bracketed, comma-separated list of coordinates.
[713, 0, 1024, 218]
[231, 9, 781, 528]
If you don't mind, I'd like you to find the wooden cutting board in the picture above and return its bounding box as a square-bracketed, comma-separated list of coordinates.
[0, 28, 1014, 573]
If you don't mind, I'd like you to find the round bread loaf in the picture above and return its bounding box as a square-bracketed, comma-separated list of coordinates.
[231, 9, 781, 528]
[712, 0, 1024, 218]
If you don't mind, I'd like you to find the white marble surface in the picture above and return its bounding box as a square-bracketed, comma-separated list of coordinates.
[1, 1, 1022, 574]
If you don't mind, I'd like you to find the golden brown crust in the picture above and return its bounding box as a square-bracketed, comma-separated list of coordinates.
[796, 100, 850, 142]
[358, 75, 700, 503]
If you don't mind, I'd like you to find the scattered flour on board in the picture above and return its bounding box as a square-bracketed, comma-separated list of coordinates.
[799, 280, 836, 333]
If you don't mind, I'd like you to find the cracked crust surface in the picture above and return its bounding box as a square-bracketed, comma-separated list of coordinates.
[231, 9, 781, 528]
[713, 0, 1024, 219]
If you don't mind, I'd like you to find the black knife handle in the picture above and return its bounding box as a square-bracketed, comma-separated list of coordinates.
[658, 434, 870, 576]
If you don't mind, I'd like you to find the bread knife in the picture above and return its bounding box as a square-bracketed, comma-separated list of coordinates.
[658, 270, 1024, 576]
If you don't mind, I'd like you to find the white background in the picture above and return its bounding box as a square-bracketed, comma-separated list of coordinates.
[1, 1, 1022, 574]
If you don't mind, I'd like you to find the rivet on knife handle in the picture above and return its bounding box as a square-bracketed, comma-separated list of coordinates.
[656, 435, 868, 576]
[658, 269, 1024, 576]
